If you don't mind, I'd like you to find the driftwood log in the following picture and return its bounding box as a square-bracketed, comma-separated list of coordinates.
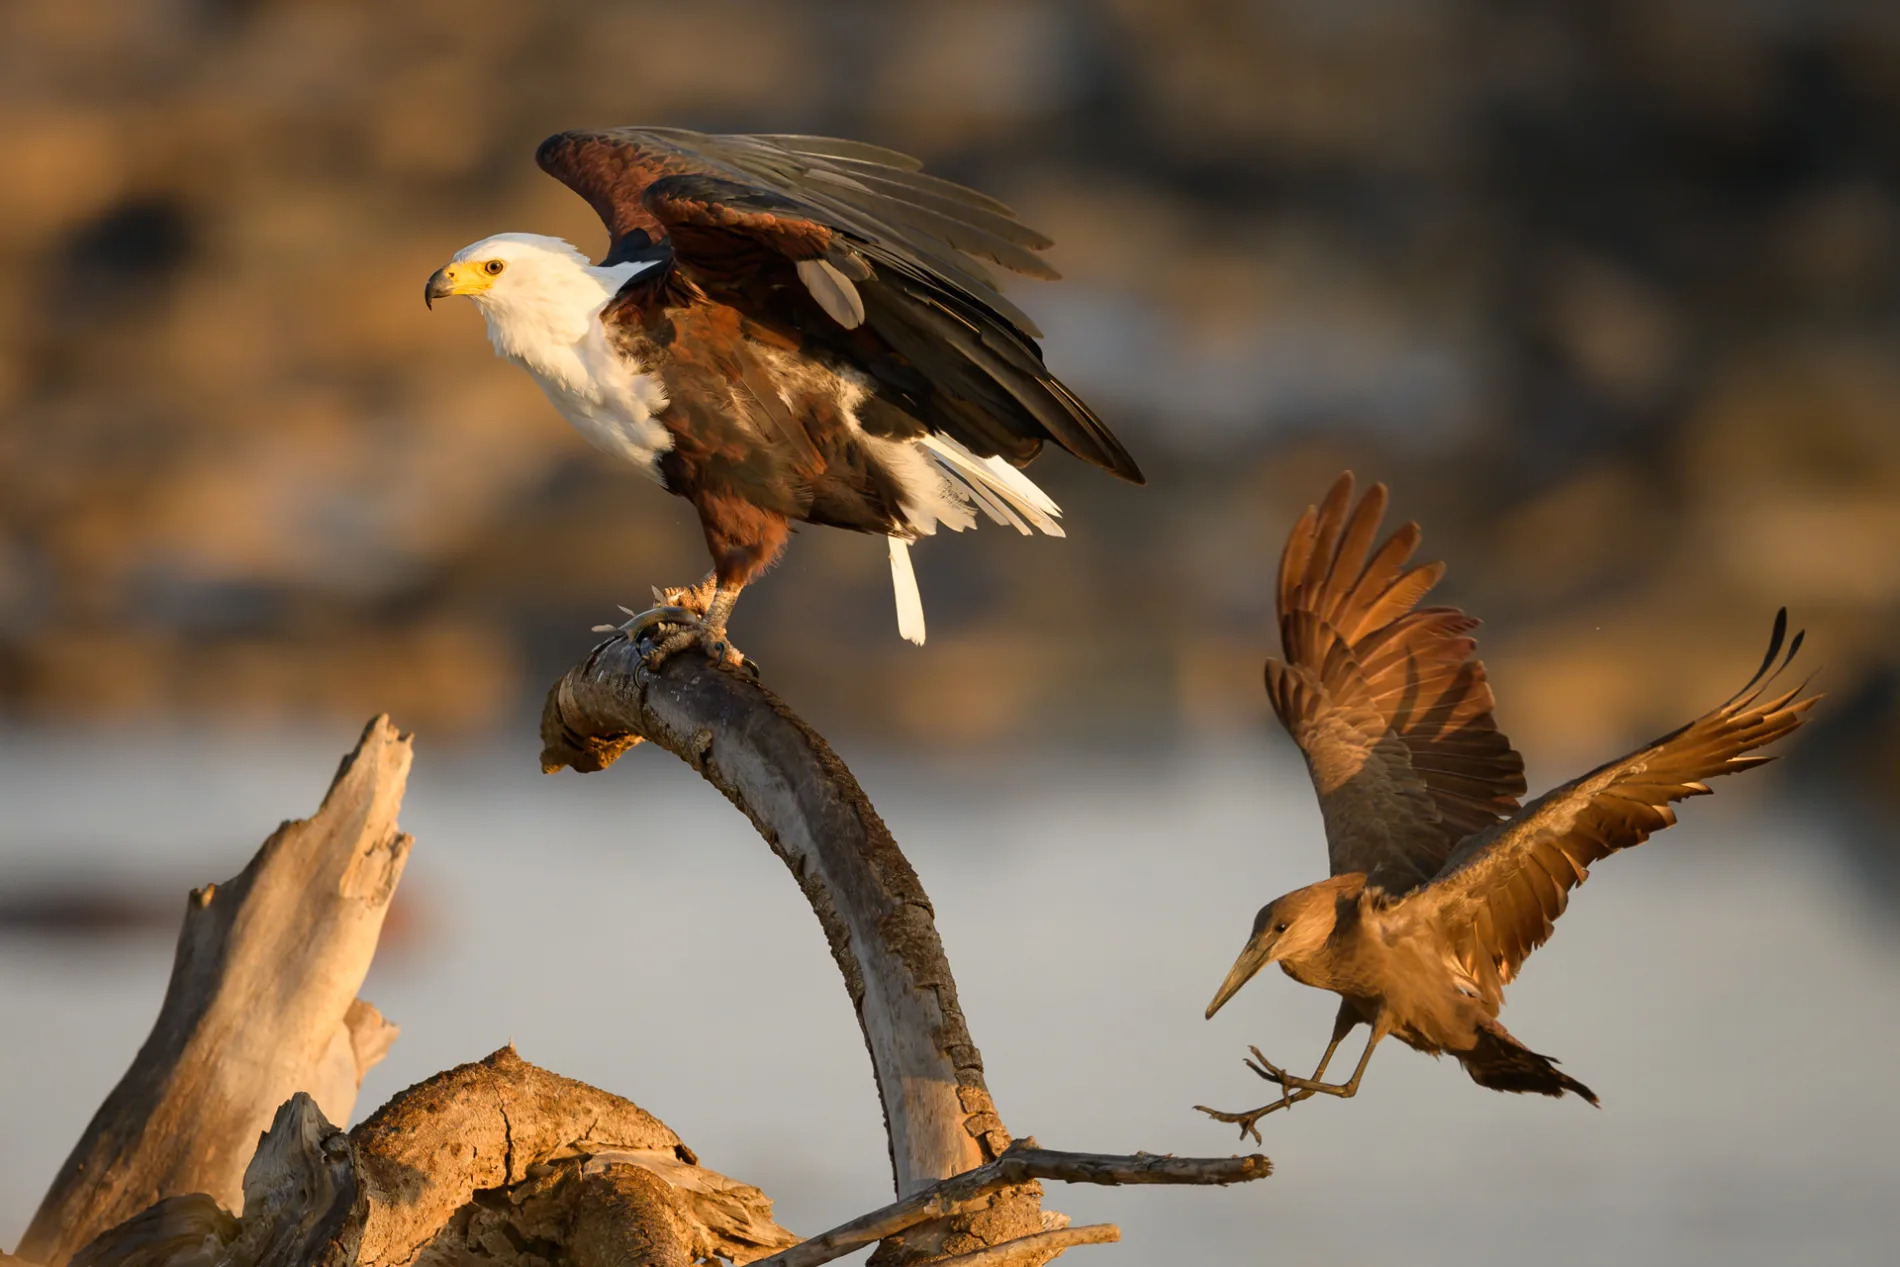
[19, 717, 413, 1266]
[14, 638, 1273, 1267]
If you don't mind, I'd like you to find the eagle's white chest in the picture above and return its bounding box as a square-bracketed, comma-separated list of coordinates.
[508, 331, 673, 480]
[469, 254, 673, 479]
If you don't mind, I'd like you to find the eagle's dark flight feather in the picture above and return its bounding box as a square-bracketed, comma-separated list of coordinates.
[535, 126, 1144, 485]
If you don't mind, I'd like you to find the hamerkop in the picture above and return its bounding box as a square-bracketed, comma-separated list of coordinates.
[1198, 473, 1815, 1141]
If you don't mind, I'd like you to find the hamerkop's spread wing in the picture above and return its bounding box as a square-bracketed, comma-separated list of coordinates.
[1267, 473, 1526, 892]
[1420, 611, 1816, 1004]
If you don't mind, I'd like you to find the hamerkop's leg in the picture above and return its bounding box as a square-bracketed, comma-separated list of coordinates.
[1249, 1016, 1387, 1099]
[1306, 1001, 1361, 1083]
[1196, 1004, 1366, 1142]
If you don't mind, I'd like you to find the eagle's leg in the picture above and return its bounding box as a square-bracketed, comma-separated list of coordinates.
[600, 499, 783, 670]
[654, 571, 719, 615]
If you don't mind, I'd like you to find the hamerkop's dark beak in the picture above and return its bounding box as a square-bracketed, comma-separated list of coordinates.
[424, 268, 455, 310]
[1206, 936, 1273, 1019]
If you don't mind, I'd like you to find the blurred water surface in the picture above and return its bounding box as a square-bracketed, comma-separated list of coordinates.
[2, 725, 1896, 1265]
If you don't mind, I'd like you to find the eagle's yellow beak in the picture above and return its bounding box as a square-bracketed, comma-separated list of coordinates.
[424, 263, 489, 309]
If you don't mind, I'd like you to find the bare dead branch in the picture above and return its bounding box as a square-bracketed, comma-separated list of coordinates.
[21, 718, 413, 1267]
[751, 1143, 1270, 1267]
[930, 1225, 1120, 1267]
[542, 638, 1047, 1258]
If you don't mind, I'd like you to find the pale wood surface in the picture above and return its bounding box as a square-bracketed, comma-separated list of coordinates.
[929, 1225, 1120, 1267]
[19, 717, 413, 1266]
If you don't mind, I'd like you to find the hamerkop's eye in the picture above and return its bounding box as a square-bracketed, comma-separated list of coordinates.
[1273, 922, 1288, 934]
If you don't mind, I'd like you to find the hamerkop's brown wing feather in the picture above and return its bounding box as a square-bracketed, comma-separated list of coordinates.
[1420, 611, 1816, 1004]
[1267, 472, 1526, 893]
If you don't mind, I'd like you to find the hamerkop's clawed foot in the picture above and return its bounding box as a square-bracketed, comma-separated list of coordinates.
[1194, 1047, 1323, 1143]
[1194, 1096, 1306, 1145]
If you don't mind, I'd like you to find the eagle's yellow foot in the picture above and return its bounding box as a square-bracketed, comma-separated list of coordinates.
[596, 604, 753, 675]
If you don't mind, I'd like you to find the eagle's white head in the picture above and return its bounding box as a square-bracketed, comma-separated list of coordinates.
[425, 233, 625, 359]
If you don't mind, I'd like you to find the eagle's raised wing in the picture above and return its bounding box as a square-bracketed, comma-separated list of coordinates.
[1416, 611, 1815, 1005]
[535, 127, 1143, 483]
[1267, 473, 1526, 893]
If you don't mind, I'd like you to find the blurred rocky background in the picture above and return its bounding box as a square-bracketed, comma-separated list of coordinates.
[0, 0, 1895, 871]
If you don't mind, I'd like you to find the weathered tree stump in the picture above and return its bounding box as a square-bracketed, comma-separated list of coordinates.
[63, 1048, 795, 1267]
[20, 718, 413, 1266]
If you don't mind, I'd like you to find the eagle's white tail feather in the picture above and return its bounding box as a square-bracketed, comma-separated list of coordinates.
[888, 536, 926, 645]
[919, 435, 1065, 538]
[950, 474, 1032, 533]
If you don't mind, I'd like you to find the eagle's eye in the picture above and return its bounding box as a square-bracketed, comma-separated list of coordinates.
[483, 260, 506, 276]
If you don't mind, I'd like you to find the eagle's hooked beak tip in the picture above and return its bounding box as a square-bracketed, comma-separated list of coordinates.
[424, 267, 455, 310]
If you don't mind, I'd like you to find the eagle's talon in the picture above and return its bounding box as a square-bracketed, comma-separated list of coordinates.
[612, 604, 750, 672]
[616, 604, 700, 640]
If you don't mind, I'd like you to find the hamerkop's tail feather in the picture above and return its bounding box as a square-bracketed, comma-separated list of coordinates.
[1461, 1021, 1599, 1106]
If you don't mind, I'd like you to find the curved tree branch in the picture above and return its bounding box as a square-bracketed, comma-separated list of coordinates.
[542, 639, 1015, 1204]
[542, 638, 1272, 1262]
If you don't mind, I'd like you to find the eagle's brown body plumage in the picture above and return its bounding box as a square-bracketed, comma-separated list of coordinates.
[431, 128, 1142, 651]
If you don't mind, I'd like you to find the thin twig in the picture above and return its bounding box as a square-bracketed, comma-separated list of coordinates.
[751, 1143, 1269, 1267]
[931, 1224, 1120, 1266]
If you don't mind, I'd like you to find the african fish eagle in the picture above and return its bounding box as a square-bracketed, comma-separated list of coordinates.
[425, 127, 1142, 661]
